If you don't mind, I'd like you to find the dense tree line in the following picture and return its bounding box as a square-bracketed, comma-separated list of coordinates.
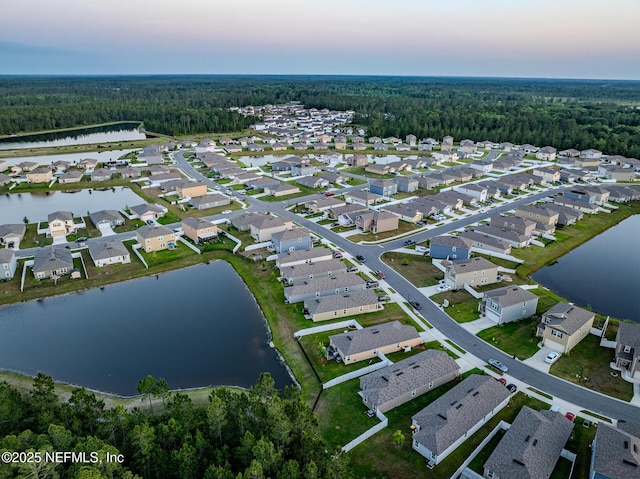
[0, 373, 351, 479]
[0, 75, 639, 157]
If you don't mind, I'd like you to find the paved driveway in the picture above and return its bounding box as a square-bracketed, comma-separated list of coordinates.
[460, 317, 497, 335]
[522, 346, 557, 373]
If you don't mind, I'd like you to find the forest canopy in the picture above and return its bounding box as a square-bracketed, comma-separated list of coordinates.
[1, 75, 639, 157]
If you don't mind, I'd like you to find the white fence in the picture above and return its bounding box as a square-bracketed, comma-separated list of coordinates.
[293, 320, 361, 339]
[342, 414, 388, 452]
[463, 284, 483, 299]
[131, 243, 148, 268]
[245, 241, 271, 251]
[451, 420, 510, 479]
[178, 236, 201, 254]
[323, 357, 392, 390]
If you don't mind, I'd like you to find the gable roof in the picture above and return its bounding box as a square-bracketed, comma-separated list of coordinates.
[593, 422, 640, 478]
[330, 321, 420, 356]
[130, 203, 165, 217]
[304, 290, 379, 316]
[90, 210, 123, 226]
[88, 240, 129, 261]
[182, 217, 215, 231]
[276, 248, 333, 264]
[412, 375, 511, 456]
[431, 235, 472, 250]
[0, 248, 15, 264]
[542, 302, 595, 335]
[484, 285, 539, 308]
[285, 274, 365, 300]
[271, 228, 310, 243]
[136, 224, 175, 239]
[360, 349, 459, 408]
[48, 211, 73, 223]
[448, 256, 497, 274]
[0, 224, 26, 240]
[32, 247, 73, 274]
[484, 407, 573, 479]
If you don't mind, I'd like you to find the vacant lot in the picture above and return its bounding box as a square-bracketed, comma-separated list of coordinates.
[477, 318, 541, 359]
[431, 290, 479, 323]
[382, 252, 443, 287]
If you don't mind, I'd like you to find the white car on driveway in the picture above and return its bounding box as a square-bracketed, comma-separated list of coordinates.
[544, 352, 560, 364]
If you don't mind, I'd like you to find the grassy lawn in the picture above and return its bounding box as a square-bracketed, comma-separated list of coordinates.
[331, 225, 357, 233]
[347, 177, 367, 186]
[467, 429, 505, 473]
[343, 166, 395, 179]
[382, 252, 443, 287]
[550, 334, 633, 401]
[431, 290, 480, 323]
[113, 218, 146, 234]
[348, 220, 420, 243]
[259, 184, 319, 202]
[477, 318, 541, 359]
[20, 223, 53, 249]
[474, 253, 521, 270]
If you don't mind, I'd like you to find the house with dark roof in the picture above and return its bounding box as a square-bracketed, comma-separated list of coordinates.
[129, 203, 166, 222]
[136, 225, 176, 253]
[284, 274, 366, 304]
[345, 190, 384, 206]
[458, 230, 512, 255]
[614, 323, 640, 379]
[90, 210, 124, 229]
[411, 374, 511, 466]
[305, 196, 346, 214]
[275, 248, 334, 268]
[483, 407, 573, 479]
[329, 321, 421, 365]
[88, 240, 131, 267]
[444, 257, 499, 290]
[0, 249, 17, 279]
[379, 203, 423, 223]
[279, 258, 347, 286]
[590, 421, 640, 479]
[536, 303, 595, 353]
[182, 217, 218, 244]
[0, 224, 26, 247]
[369, 179, 398, 197]
[430, 235, 472, 260]
[32, 247, 73, 279]
[394, 176, 420, 193]
[190, 193, 231, 210]
[303, 290, 381, 322]
[249, 215, 293, 242]
[355, 210, 399, 234]
[360, 349, 459, 413]
[271, 228, 312, 253]
[480, 285, 539, 324]
[231, 212, 271, 231]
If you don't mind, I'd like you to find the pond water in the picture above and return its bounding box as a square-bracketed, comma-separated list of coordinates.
[0, 188, 145, 224]
[0, 149, 137, 168]
[0, 261, 293, 395]
[532, 214, 640, 322]
[0, 123, 146, 150]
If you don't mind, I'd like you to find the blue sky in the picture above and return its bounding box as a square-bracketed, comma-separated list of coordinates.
[1, 0, 639, 79]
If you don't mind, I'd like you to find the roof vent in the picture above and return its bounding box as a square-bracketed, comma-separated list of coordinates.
[456, 404, 462, 409]
[513, 459, 525, 467]
[525, 435, 531, 443]
[622, 459, 638, 467]
[472, 391, 480, 397]
[437, 414, 447, 420]
[625, 441, 629, 449]
[533, 439, 538, 446]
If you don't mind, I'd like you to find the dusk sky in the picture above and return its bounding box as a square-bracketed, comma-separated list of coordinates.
[1, 0, 639, 79]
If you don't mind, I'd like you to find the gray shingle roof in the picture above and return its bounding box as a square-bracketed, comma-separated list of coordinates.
[231, 212, 271, 230]
[137, 224, 175, 239]
[360, 349, 459, 408]
[271, 228, 310, 243]
[449, 256, 497, 274]
[0, 249, 15, 264]
[47, 211, 73, 223]
[285, 274, 365, 300]
[32, 247, 73, 274]
[484, 286, 539, 308]
[592, 422, 640, 478]
[276, 248, 333, 265]
[88, 240, 129, 261]
[412, 375, 511, 456]
[484, 407, 573, 479]
[458, 231, 511, 252]
[330, 321, 420, 357]
[432, 235, 473, 249]
[0, 224, 26, 240]
[542, 303, 595, 335]
[475, 225, 531, 244]
[252, 215, 292, 230]
[280, 258, 346, 279]
[182, 217, 215, 230]
[130, 203, 164, 217]
[304, 290, 379, 316]
[90, 210, 123, 227]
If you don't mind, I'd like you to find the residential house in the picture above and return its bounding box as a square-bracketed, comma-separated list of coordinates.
[563, 187, 611, 204]
[334, 136, 347, 149]
[271, 228, 312, 253]
[345, 190, 383, 206]
[247, 177, 280, 191]
[483, 407, 573, 479]
[394, 176, 419, 193]
[355, 210, 399, 234]
[120, 167, 141, 179]
[328, 203, 369, 222]
[275, 248, 334, 268]
[360, 349, 459, 413]
[411, 375, 511, 466]
[490, 215, 536, 237]
[0, 249, 17, 280]
[406, 134, 417, 146]
[175, 181, 208, 199]
[418, 175, 444, 190]
[246, 143, 264, 153]
[305, 196, 346, 214]
[13, 161, 38, 173]
[319, 172, 347, 186]
[136, 224, 176, 253]
[590, 421, 640, 479]
[553, 197, 600, 214]
[433, 151, 459, 162]
[26, 167, 53, 183]
[379, 203, 423, 223]
[346, 154, 369, 167]
[369, 179, 398, 197]
[614, 323, 640, 379]
[581, 148, 602, 159]
[558, 169, 579, 183]
[514, 205, 559, 234]
[280, 258, 347, 286]
[532, 166, 561, 184]
[458, 230, 512, 255]
[430, 235, 472, 260]
[365, 163, 392, 175]
[559, 148, 580, 158]
[329, 321, 421, 365]
[149, 165, 171, 176]
[76, 158, 99, 171]
[47, 211, 75, 238]
[474, 225, 532, 248]
[458, 140, 478, 155]
[599, 165, 636, 182]
[536, 303, 595, 353]
[0, 173, 12, 186]
[296, 176, 329, 189]
[470, 160, 494, 174]
[192, 194, 231, 210]
[90, 210, 124, 229]
[249, 215, 294, 242]
[454, 184, 488, 202]
[32, 247, 74, 279]
[90, 168, 112, 182]
[543, 203, 582, 226]
[230, 212, 271, 231]
[536, 146, 558, 161]
[130, 203, 166, 222]
[182, 217, 218, 244]
[88, 240, 131, 267]
[441, 136, 454, 151]
[290, 163, 316, 176]
[284, 274, 366, 304]
[444, 257, 499, 290]
[480, 285, 539, 324]
[0, 224, 26, 247]
[304, 290, 381, 322]
[265, 183, 301, 197]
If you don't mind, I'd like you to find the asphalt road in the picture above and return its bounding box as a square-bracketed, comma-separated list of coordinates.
[17, 150, 639, 422]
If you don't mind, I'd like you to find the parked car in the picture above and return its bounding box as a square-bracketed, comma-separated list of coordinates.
[496, 378, 507, 385]
[404, 239, 416, 246]
[146, 220, 155, 225]
[506, 383, 517, 393]
[332, 251, 343, 258]
[331, 222, 340, 227]
[365, 281, 379, 289]
[409, 301, 422, 311]
[221, 210, 232, 214]
[346, 266, 358, 272]
[479, 209, 486, 213]
[325, 191, 335, 197]
[377, 295, 390, 302]
[374, 270, 385, 279]
[488, 359, 508, 373]
[565, 412, 576, 422]
[544, 352, 560, 364]
[356, 255, 365, 262]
